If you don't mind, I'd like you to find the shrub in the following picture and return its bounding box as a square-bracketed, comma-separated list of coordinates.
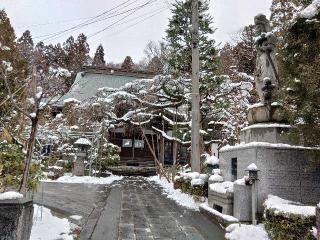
[0, 142, 41, 192]
[100, 143, 120, 171]
[263, 196, 316, 240]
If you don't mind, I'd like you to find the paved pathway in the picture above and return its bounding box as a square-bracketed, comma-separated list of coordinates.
[86, 177, 225, 240]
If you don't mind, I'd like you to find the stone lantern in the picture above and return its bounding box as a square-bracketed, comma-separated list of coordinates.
[73, 137, 92, 176]
[246, 163, 259, 225]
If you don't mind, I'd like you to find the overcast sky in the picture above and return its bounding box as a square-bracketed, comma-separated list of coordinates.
[1, 0, 272, 63]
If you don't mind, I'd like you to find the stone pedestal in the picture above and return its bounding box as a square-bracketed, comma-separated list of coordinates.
[233, 184, 252, 222]
[208, 189, 233, 216]
[73, 153, 85, 176]
[0, 198, 34, 240]
[241, 124, 292, 144]
[247, 104, 284, 125]
[220, 143, 320, 213]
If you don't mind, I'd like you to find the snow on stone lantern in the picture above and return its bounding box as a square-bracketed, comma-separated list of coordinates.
[73, 137, 92, 176]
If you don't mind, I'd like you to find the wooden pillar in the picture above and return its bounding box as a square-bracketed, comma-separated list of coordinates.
[159, 135, 164, 165]
[172, 140, 178, 166]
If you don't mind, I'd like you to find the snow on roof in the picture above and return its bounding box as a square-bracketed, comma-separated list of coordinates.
[204, 154, 219, 166]
[246, 163, 258, 171]
[63, 98, 80, 104]
[264, 195, 316, 218]
[74, 138, 92, 146]
[296, 0, 320, 19]
[0, 191, 23, 200]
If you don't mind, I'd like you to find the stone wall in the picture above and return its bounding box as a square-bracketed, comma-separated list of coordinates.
[0, 198, 33, 240]
[220, 146, 320, 213]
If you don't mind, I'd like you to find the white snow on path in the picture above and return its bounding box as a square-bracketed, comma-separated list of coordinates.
[42, 175, 123, 185]
[31, 205, 72, 240]
[146, 175, 199, 210]
[225, 223, 270, 240]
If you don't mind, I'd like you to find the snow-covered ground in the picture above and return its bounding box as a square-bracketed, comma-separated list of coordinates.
[146, 175, 199, 210]
[42, 174, 123, 185]
[225, 223, 270, 240]
[31, 205, 73, 240]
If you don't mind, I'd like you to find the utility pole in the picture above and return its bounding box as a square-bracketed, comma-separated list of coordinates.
[191, 0, 200, 173]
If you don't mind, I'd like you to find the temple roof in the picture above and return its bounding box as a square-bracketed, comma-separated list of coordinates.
[57, 66, 155, 107]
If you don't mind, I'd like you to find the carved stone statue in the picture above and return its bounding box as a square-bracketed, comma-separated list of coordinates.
[254, 14, 279, 104]
[247, 14, 285, 124]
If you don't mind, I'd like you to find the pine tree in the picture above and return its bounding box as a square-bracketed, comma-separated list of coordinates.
[17, 30, 34, 72]
[63, 36, 76, 72]
[121, 56, 134, 71]
[166, 0, 218, 76]
[74, 33, 90, 69]
[278, 4, 320, 147]
[0, 10, 27, 135]
[92, 44, 106, 67]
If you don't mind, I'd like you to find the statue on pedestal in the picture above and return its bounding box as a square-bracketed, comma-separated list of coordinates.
[247, 14, 285, 124]
[254, 14, 279, 105]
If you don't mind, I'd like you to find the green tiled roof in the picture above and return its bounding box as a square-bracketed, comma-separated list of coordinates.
[58, 68, 154, 106]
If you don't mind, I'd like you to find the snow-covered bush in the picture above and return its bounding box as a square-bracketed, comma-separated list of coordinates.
[174, 172, 208, 199]
[100, 143, 120, 171]
[263, 195, 316, 240]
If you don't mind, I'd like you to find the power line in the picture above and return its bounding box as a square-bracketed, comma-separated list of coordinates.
[34, 0, 137, 40]
[40, 0, 158, 43]
[91, 6, 167, 42]
[87, 0, 159, 39]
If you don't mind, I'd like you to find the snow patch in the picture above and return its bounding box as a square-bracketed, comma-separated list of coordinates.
[45, 175, 123, 185]
[0, 191, 23, 200]
[74, 138, 92, 146]
[147, 176, 198, 210]
[297, 0, 320, 19]
[246, 163, 258, 171]
[200, 204, 239, 222]
[220, 141, 318, 152]
[242, 123, 291, 131]
[264, 195, 316, 218]
[209, 181, 234, 194]
[225, 223, 269, 240]
[31, 205, 72, 240]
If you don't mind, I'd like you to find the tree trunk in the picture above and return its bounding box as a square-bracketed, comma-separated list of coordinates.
[159, 135, 165, 165]
[19, 117, 38, 195]
[172, 140, 178, 181]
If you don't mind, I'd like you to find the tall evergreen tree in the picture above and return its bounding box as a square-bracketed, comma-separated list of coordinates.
[92, 44, 106, 67]
[121, 56, 134, 71]
[278, 3, 320, 147]
[166, 0, 218, 77]
[0, 10, 27, 131]
[17, 30, 34, 72]
[74, 33, 90, 68]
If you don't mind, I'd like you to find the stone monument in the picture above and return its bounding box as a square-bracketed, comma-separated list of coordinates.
[218, 14, 320, 216]
[73, 137, 92, 176]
